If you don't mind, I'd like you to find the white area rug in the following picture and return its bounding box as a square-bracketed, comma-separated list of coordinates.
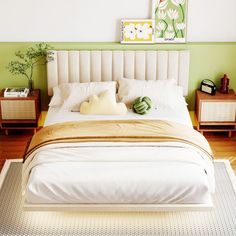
[0, 160, 236, 236]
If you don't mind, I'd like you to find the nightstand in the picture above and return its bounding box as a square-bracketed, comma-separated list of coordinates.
[196, 89, 236, 137]
[0, 89, 41, 135]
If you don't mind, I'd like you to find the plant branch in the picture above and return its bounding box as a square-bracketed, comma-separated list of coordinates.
[7, 43, 53, 83]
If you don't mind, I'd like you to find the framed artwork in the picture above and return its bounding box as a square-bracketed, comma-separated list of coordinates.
[152, 0, 187, 43]
[121, 19, 154, 44]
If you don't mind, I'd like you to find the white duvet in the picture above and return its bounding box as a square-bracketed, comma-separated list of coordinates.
[24, 106, 215, 205]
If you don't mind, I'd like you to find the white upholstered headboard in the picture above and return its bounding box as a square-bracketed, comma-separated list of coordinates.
[47, 50, 190, 96]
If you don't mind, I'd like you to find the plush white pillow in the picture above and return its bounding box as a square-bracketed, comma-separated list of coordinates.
[59, 81, 117, 111]
[80, 90, 127, 115]
[48, 86, 63, 107]
[49, 83, 76, 107]
[117, 78, 186, 109]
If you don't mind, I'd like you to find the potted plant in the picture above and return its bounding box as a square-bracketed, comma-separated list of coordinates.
[7, 43, 54, 91]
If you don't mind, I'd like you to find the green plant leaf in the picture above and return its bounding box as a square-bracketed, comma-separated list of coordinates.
[7, 42, 54, 81]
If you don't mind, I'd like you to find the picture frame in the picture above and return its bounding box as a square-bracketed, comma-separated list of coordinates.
[152, 0, 188, 43]
[121, 19, 154, 44]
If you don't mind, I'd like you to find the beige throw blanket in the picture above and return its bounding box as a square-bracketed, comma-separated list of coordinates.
[24, 120, 213, 160]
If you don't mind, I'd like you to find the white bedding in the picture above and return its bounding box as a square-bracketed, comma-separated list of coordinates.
[44, 105, 193, 127]
[25, 105, 215, 205]
[26, 142, 214, 204]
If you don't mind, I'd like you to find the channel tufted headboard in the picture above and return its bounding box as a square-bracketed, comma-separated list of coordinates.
[47, 50, 190, 96]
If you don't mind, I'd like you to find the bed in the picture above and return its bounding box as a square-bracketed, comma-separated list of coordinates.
[22, 50, 215, 211]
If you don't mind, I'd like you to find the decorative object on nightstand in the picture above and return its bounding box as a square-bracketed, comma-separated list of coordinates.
[195, 89, 236, 137]
[4, 87, 29, 98]
[6, 43, 53, 91]
[0, 89, 41, 135]
[200, 79, 216, 95]
[219, 74, 230, 94]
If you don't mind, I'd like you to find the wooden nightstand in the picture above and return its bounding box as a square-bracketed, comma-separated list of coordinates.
[0, 89, 41, 135]
[196, 89, 236, 137]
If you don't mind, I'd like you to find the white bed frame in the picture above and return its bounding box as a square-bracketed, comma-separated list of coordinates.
[24, 203, 213, 212]
[24, 50, 213, 211]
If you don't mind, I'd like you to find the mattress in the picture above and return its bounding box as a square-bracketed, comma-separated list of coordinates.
[25, 104, 215, 205]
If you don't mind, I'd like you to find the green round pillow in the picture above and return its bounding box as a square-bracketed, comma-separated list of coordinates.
[132, 96, 153, 115]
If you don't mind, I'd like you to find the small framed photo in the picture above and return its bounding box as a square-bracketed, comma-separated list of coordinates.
[121, 19, 154, 44]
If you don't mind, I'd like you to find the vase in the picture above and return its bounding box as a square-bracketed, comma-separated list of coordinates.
[28, 80, 34, 92]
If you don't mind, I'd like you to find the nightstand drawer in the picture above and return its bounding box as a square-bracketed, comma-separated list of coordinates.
[1, 100, 36, 119]
[200, 101, 236, 122]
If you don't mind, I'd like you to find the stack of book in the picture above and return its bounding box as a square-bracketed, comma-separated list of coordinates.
[4, 88, 29, 97]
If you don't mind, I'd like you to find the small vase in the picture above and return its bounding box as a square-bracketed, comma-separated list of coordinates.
[219, 74, 229, 94]
[28, 80, 34, 92]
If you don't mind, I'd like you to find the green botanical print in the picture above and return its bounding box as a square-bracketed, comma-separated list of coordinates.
[153, 0, 187, 42]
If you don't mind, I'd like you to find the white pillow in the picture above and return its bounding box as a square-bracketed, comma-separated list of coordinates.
[48, 83, 76, 107]
[117, 78, 186, 109]
[60, 81, 117, 111]
[48, 86, 63, 107]
[80, 90, 127, 115]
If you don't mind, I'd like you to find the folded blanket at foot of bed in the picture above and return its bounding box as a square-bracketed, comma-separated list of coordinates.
[22, 119, 214, 204]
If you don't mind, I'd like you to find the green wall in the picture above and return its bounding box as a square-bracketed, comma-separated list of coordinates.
[0, 42, 235, 110]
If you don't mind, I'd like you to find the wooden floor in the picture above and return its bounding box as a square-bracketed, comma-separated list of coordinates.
[0, 130, 236, 174]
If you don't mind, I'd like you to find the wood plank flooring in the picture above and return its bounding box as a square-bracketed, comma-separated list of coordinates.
[0, 130, 32, 170]
[0, 130, 236, 174]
